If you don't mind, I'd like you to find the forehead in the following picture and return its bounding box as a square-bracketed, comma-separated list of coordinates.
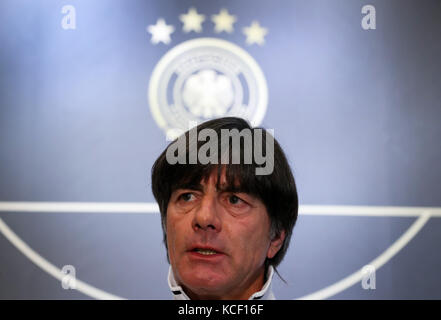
[176, 168, 240, 192]
[168, 161, 264, 202]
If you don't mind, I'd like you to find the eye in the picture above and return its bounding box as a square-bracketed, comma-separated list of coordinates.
[224, 194, 251, 215]
[229, 195, 242, 205]
[179, 192, 195, 202]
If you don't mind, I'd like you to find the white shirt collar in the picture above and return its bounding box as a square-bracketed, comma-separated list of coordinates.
[167, 265, 276, 300]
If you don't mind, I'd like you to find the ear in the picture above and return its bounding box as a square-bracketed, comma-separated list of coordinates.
[266, 230, 286, 259]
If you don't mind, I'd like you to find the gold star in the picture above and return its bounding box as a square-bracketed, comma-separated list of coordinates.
[243, 21, 268, 46]
[179, 7, 205, 33]
[211, 9, 237, 33]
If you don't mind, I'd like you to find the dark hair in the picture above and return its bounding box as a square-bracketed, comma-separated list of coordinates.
[151, 117, 298, 268]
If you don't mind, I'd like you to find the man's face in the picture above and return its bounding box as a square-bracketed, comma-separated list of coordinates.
[165, 170, 284, 300]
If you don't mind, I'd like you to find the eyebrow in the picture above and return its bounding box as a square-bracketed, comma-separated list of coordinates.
[174, 182, 247, 194]
[174, 182, 204, 192]
[216, 184, 247, 194]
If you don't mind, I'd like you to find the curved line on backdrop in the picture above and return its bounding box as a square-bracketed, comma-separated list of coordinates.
[297, 211, 431, 299]
[0, 218, 124, 300]
[0, 203, 435, 300]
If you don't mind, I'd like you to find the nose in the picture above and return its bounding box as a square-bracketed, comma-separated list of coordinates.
[192, 194, 222, 233]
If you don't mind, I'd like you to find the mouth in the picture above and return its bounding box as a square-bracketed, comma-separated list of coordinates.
[191, 248, 220, 255]
[188, 246, 225, 258]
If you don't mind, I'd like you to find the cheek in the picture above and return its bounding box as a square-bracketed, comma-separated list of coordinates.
[166, 211, 192, 259]
[165, 215, 180, 262]
[229, 217, 271, 259]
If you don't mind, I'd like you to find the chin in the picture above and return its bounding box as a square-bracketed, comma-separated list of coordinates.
[179, 266, 230, 292]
